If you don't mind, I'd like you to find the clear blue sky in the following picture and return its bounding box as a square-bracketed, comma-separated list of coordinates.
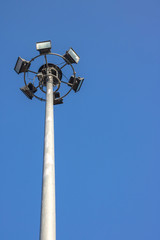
[0, 0, 160, 239]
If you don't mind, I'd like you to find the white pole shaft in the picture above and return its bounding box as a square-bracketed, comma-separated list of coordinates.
[40, 75, 56, 240]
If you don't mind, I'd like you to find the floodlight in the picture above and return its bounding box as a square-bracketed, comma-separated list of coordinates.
[20, 83, 37, 100]
[63, 48, 80, 64]
[36, 40, 51, 54]
[54, 92, 63, 105]
[14, 57, 30, 74]
[68, 76, 84, 92]
[54, 98, 63, 105]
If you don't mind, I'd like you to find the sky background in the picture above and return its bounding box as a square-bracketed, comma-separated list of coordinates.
[0, 0, 160, 239]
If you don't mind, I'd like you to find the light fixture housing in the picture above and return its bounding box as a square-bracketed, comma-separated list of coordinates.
[69, 76, 84, 92]
[20, 83, 37, 100]
[36, 40, 51, 54]
[14, 57, 30, 74]
[54, 98, 63, 105]
[53, 92, 63, 105]
[63, 48, 80, 64]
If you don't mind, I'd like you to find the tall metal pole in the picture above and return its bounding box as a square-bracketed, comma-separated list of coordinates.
[40, 75, 56, 240]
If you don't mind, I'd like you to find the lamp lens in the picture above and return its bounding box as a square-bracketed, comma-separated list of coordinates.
[15, 57, 22, 73]
[36, 41, 51, 50]
[68, 48, 80, 63]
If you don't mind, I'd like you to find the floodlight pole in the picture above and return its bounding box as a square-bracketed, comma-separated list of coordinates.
[14, 41, 84, 240]
[40, 75, 56, 240]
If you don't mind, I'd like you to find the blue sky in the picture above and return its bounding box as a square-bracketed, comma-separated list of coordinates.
[0, 0, 160, 239]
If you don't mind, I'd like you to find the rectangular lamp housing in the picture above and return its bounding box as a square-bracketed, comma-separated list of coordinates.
[69, 76, 84, 92]
[64, 48, 80, 64]
[20, 83, 37, 100]
[14, 57, 30, 74]
[54, 98, 63, 105]
[36, 40, 51, 54]
[20, 86, 33, 100]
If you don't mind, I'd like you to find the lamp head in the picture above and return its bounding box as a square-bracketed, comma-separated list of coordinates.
[36, 40, 51, 54]
[20, 83, 37, 100]
[14, 57, 30, 74]
[63, 48, 80, 64]
[53, 92, 63, 105]
[69, 76, 84, 92]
